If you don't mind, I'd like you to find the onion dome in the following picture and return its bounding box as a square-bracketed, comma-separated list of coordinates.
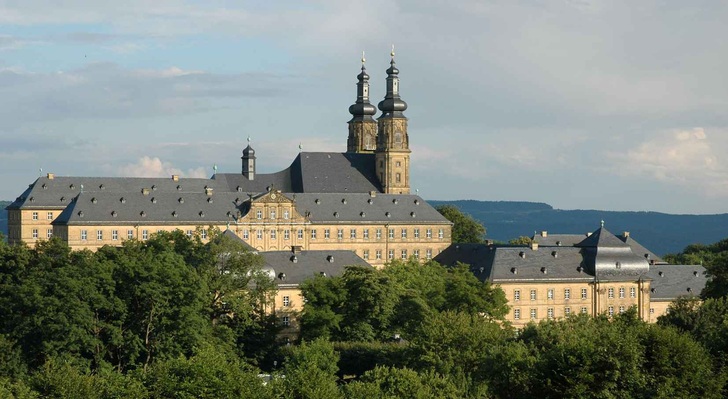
[349, 52, 377, 122]
[242, 144, 255, 156]
[378, 47, 407, 117]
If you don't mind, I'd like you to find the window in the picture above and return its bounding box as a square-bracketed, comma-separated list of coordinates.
[186, 230, 193, 238]
[581, 307, 588, 314]
[283, 296, 290, 307]
[32, 212, 38, 220]
[243, 230, 249, 239]
[565, 307, 571, 316]
[396, 173, 401, 183]
[350, 229, 357, 239]
[376, 229, 382, 239]
[363, 250, 370, 260]
[608, 306, 614, 317]
[396, 161, 401, 167]
[389, 229, 395, 239]
[257, 230, 263, 239]
[311, 229, 317, 239]
[547, 308, 554, 319]
[630, 287, 636, 298]
[564, 288, 571, 300]
[324, 229, 330, 239]
[127, 230, 134, 239]
[97, 230, 103, 240]
[530, 309, 537, 320]
[413, 249, 420, 259]
[514, 289, 521, 301]
[298, 229, 304, 239]
[388, 249, 394, 260]
[282, 316, 290, 327]
[337, 229, 343, 239]
[271, 230, 277, 239]
[608, 288, 614, 299]
[581, 288, 588, 300]
[414, 228, 420, 238]
[283, 210, 289, 219]
[270, 210, 276, 219]
[201, 229, 207, 239]
[284, 230, 290, 240]
[438, 229, 444, 239]
[426, 249, 432, 260]
[619, 287, 625, 299]
[47, 212, 53, 220]
[81, 230, 87, 240]
[376, 250, 382, 260]
[46, 229, 53, 238]
[363, 229, 369, 239]
[142, 230, 149, 240]
[547, 289, 554, 300]
[112, 230, 118, 240]
[530, 289, 537, 301]
[256, 210, 262, 219]
[401, 249, 407, 259]
[619, 306, 625, 314]
[401, 229, 407, 239]
[514, 308, 521, 320]
[650, 308, 655, 314]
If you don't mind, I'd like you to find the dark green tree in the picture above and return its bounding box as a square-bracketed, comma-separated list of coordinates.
[435, 205, 486, 244]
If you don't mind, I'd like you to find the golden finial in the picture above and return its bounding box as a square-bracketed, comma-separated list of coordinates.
[390, 44, 395, 59]
[361, 51, 366, 65]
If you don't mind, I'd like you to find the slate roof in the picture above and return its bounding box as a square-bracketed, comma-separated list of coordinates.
[489, 247, 594, 283]
[54, 191, 242, 225]
[577, 227, 650, 279]
[647, 264, 708, 301]
[262, 249, 369, 286]
[532, 234, 586, 247]
[7, 175, 225, 210]
[290, 193, 450, 224]
[434, 243, 496, 282]
[212, 152, 381, 194]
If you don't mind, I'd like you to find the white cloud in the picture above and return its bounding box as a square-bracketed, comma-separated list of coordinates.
[118, 156, 207, 178]
[618, 128, 728, 196]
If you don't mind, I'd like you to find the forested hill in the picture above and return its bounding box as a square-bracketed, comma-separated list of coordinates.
[0, 201, 9, 239]
[429, 200, 728, 256]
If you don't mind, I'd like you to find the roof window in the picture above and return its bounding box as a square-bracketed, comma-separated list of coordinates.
[111, 211, 117, 217]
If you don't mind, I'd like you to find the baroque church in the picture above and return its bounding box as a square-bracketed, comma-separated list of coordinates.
[5, 51, 706, 332]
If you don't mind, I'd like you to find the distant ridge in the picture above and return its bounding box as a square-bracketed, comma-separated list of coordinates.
[429, 200, 728, 256]
[0, 201, 9, 240]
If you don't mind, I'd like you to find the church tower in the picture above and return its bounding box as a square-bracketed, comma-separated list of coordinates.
[347, 53, 377, 153]
[375, 47, 410, 194]
[241, 137, 256, 180]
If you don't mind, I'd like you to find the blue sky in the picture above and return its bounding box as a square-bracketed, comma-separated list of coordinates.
[2, 1, 728, 214]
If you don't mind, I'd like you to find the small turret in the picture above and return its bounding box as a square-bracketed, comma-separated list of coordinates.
[347, 52, 378, 153]
[241, 137, 256, 180]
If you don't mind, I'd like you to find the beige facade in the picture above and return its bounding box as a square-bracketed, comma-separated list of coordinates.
[7, 208, 65, 246]
[501, 280, 653, 328]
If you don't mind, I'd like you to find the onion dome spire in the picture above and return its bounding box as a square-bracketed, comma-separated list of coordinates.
[378, 45, 408, 118]
[349, 51, 377, 122]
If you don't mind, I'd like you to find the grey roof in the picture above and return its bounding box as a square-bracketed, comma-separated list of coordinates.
[7, 175, 225, 210]
[434, 243, 496, 282]
[290, 193, 450, 224]
[577, 227, 650, 279]
[221, 229, 256, 251]
[533, 231, 664, 263]
[213, 152, 381, 194]
[489, 246, 594, 283]
[54, 191, 242, 225]
[263, 250, 369, 286]
[647, 264, 708, 301]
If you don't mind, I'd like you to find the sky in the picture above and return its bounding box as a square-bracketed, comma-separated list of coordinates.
[1, 0, 728, 215]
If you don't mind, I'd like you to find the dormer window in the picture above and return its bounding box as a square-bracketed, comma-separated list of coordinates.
[111, 211, 117, 217]
[140, 211, 146, 217]
[342, 199, 347, 204]
[151, 197, 157, 204]
[179, 198, 184, 203]
[91, 197, 97, 204]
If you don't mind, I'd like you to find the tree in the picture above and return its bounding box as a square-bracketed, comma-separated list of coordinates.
[344, 366, 462, 399]
[508, 236, 532, 246]
[273, 339, 342, 399]
[435, 205, 486, 244]
[663, 237, 728, 298]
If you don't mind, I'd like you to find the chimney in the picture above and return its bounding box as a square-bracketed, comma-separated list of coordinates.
[172, 174, 179, 182]
[205, 187, 214, 196]
[141, 188, 150, 195]
[369, 191, 377, 197]
[540, 231, 548, 237]
[624, 231, 630, 238]
[292, 245, 303, 254]
[530, 242, 539, 251]
[47, 173, 55, 180]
